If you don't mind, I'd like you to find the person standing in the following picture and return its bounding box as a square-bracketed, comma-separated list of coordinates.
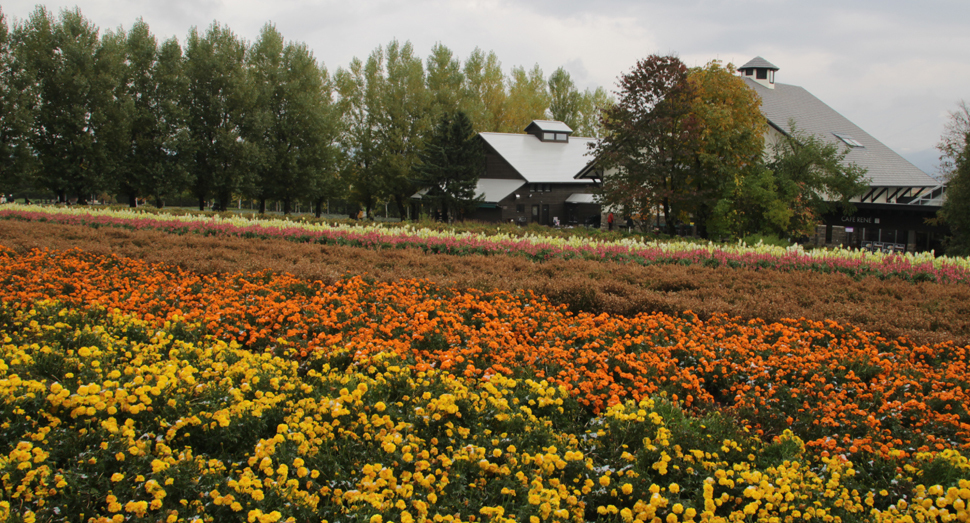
[607, 212, 615, 231]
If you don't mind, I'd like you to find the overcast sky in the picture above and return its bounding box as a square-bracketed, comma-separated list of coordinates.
[3, 0, 968, 175]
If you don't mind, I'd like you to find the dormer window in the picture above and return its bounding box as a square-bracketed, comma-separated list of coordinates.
[525, 120, 573, 142]
[833, 132, 864, 148]
[542, 132, 568, 142]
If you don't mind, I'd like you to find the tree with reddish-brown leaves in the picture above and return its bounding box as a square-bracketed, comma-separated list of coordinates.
[590, 55, 700, 235]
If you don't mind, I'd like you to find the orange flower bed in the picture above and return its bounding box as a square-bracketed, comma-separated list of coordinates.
[2, 246, 968, 459]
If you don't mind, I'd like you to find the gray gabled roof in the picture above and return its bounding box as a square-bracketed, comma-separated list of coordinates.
[525, 120, 573, 134]
[744, 77, 938, 187]
[410, 179, 525, 203]
[740, 56, 779, 71]
[479, 132, 597, 184]
[475, 179, 526, 203]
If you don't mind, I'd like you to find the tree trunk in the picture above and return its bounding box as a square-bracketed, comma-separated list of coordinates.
[393, 195, 407, 221]
[314, 197, 324, 218]
[154, 194, 165, 208]
[259, 198, 266, 214]
[128, 190, 138, 208]
[663, 197, 675, 235]
[283, 198, 292, 215]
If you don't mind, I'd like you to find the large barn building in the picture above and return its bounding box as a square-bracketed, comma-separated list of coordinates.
[739, 56, 946, 252]
[413, 120, 601, 226]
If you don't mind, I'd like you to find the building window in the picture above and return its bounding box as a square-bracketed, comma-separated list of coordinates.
[543, 132, 555, 141]
[555, 133, 567, 141]
[833, 132, 864, 148]
[544, 184, 551, 192]
[516, 204, 524, 213]
[756, 69, 768, 80]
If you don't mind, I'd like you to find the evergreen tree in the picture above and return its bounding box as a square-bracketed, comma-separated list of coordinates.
[413, 111, 483, 221]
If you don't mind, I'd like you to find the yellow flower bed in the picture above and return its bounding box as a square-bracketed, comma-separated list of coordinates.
[1, 301, 968, 523]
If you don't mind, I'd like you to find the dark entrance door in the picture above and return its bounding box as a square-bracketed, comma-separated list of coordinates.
[531, 204, 539, 223]
[541, 204, 550, 225]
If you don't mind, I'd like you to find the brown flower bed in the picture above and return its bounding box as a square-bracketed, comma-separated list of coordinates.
[2, 218, 968, 346]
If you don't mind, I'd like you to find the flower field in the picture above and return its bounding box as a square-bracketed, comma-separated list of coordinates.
[2, 205, 969, 284]
[1, 246, 969, 522]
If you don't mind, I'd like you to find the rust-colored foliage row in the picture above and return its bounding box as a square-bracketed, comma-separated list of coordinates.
[1, 246, 968, 459]
[2, 219, 969, 346]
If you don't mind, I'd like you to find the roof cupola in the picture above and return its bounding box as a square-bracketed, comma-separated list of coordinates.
[524, 120, 572, 143]
[738, 56, 779, 89]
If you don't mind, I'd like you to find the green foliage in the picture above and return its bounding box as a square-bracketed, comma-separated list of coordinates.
[737, 233, 793, 249]
[548, 66, 582, 130]
[112, 20, 188, 209]
[413, 111, 484, 221]
[0, 8, 35, 194]
[546, 67, 612, 138]
[592, 55, 705, 235]
[246, 24, 339, 216]
[4, 6, 620, 215]
[425, 43, 464, 121]
[14, 7, 122, 203]
[938, 132, 970, 256]
[686, 60, 767, 239]
[504, 64, 549, 133]
[461, 47, 506, 133]
[182, 22, 254, 211]
[761, 123, 869, 237]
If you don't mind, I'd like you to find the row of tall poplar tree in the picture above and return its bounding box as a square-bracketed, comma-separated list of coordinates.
[0, 7, 611, 216]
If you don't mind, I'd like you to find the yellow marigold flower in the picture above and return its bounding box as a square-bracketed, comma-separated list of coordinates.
[370, 516, 383, 523]
[111, 473, 125, 482]
[622, 483, 633, 495]
[599, 475, 611, 487]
